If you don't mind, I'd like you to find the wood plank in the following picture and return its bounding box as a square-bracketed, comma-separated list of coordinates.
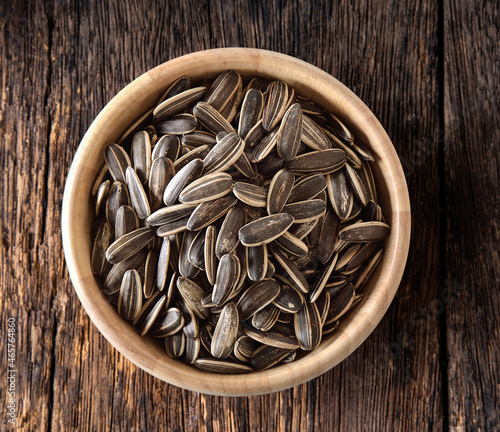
[0, 2, 57, 430]
[443, 1, 500, 430]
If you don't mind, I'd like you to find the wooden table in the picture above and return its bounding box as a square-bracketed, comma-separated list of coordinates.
[1, 1, 498, 430]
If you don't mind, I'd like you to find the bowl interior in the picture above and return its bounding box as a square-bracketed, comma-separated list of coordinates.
[62, 48, 410, 396]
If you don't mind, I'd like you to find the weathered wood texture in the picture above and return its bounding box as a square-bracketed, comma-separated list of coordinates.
[0, 0, 497, 431]
[443, 1, 500, 431]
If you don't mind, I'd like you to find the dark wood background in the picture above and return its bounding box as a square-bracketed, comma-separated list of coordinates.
[1, 0, 498, 431]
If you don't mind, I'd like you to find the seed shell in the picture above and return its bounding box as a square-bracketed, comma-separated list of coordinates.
[177, 277, 210, 320]
[282, 199, 326, 223]
[294, 301, 322, 351]
[267, 169, 295, 214]
[117, 269, 143, 321]
[276, 103, 303, 161]
[106, 227, 155, 264]
[339, 221, 390, 243]
[286, 149, 346, 175]
[194, 358, 253, 374]
[187, 194, 238, 231]
[202, 132, 245, 175]
[237, 279, 281, 321]
[104, 143, 132, 183]
[211, 302, 239, 359]
[250, 345, 294, 371]
[238, 213, 294, 247]
[179, 172, 233, 205]
[125, 167, 151, 219]
[153, 86, 207, 122]
[262, 81, 289, 131]
[163, 158, 203, 206]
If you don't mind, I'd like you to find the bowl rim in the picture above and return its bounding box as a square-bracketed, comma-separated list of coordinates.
[62, 47, 411, 396]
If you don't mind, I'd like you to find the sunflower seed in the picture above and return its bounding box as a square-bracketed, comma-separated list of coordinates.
[163, 158, 203, 206]
[204, 225, 217, 285]
[251, 126, 279, 162]
[301, 115, 332, 151]
[238, 88, 264, 138]
[187, 194, 237, 231]
[117, 269, 143, 321]
[267, 169, 295, 215]
[250, 345, 294, 371]
[324, 128, 362, 169]
[131, 131, 152, 184]
[272, 284, 304, 313]
[147, 203, 196, 226]
[114, 205, 139, 239]
[150, 307, 185, 338]
[272, 248, 310, 294]
[316, 291, 331, 327]
[339, 221, 390, 243]
[193, 101, 235, 134]
[106, 182, 130, 228]
[202, 132, 245, 175]
[282, 199, 326, 223]
[103, 249, 147, 295]
[125, 167, 151, 219]
[106, 227, 155, 264]
[262, 81, 289, 131]
[156, 113, 198, 135]
[177, 277, 210, 320]
[326, 170, 353, 220]
[344, 163, 368, 206]
[288, 218, 319, 240]
[211, 302, 239, 359]
[242, 322, 299, 349]
[95, 180, 111, 216]
[204, 70, 242, 112]
[237, 279, 280, 321]
[152, 134, 181, 161]
[187, 229, 206, 270]
[245, 76, 269, 93]
[179, 172, 233, 205]
[91, 220, 114, 276]
[317, 210, 340, 264]
[104, 143, 132, 183]
[165, 331, 186, 358]
[194, 358, 253, 374]
[153, 86, 207, 122]
[159, 76, 191, 104]
[213, 254, 240, 306]
[148, 157, 175, 212]
[156, 237, 171, 291]
[286, 149, 347, 175]
[246, 244, 268, 282]
[309, 253, 338, 302]
[252, 304, 280, 331]
[346, 242, 382, 272]
[238, 213, 294, 247]
[142, 250, 158, 298]
[181, 130, 217, 148]
[287, 173, 327, 204]
[234, 335, 257, 362]
[294, 301, 322, 351]
[273, 231, 308, 257]
[232, 182, 268, 207]
[140, 294, 167, 336]
[183, 335, 201, 364]
[179, 230, 199, 278]
[276, 103, 303, 161]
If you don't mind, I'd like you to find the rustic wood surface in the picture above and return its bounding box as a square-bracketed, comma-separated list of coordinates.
[0, 0, 498, 431]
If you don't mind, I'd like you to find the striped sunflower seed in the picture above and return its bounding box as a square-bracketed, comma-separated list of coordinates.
[272, 248, 310, 294]
[187, 194, 237, 231]
[104, 143, 132, 183]
[301, 115, 332, 151]
[251, 303, 280, 332]
[339, 221, 390, 243]
[238, 88, 264, 138]
[326, 170, 353, 220]
[117, 269, 143, 321]
[237, 279, 281, 321]
[181, 131, 217, 148]
[204, 225, 217, 285]
[125, 167, 151, 219]
[267, 169, 295, 214]
[173, 145, 211, 171]
[246, 244, 268, 282]
[204, 70, 242, 113]
[151, 134, 180, 162]
[286, 149, 346, 175]
[156, 113, 198, 135]
[106, 227, 155, 264]
[149, 307, 185, 338]
[106, 182, 130, 228]
[216, 207, 246, 258]
[147, 203, 197, 226]
[131, 131, 152, 184]
[95, 180, 110, 216]
[276, 103, 303, 161]
[262, 81, 289, 131]
[103, 249, 147, 295]
[282, 199, 326, 223]
[317, 210, 340, 264]
[212, 254, 241, 306]
[238, 213, 294, 247]
[163, 158, 203, 206]
[114, 205, 139, 239]
[232, 182, 268, 207]
[91, 220, 114, 276]
[194, 358, 253, 374]
[202, 132, 245, 175]
[242, 322, 299, 349]
[193, 101, 235, 134]
[294, 301, 322, 351]
[177, 277, 210, 320]
[344, 163, 368, 206]
[179, 172, 233, 205]
[165, 331, 186, 359]
[234, 335, 257, 362]
[211, 302, 239, 359]
[153, 86, 207, 122]
[250, 345, 294, 371]
[287, 173, 327, 204]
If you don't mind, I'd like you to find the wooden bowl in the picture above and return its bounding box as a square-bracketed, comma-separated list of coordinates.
[62, 48, 411, 396]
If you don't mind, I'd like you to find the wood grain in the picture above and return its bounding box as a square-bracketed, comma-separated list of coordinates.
[0, 0, 497, 430]
[443, 1, 500, 431]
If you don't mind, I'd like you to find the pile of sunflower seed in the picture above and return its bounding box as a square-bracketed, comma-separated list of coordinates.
[91, 71, 390, 374]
